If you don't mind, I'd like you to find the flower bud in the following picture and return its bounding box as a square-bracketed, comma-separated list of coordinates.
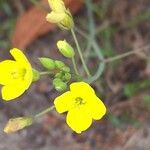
[46, 12, 66, 23]
[55, 81, 67, 92]
[55, 60, 65, 69]
[48, 0, 66, 13]
[53, 78, 67, 92]
[32, 69, 40, 82]
[4, 117, 33, 133]
[53, 78, 62, 85]
[39, 57, 55, 70]
[58, 10, 74, 30]
[63, 73, 71, 81]
[61, 66, 70, 72]
[55, 72, 63, 78]
[57, 40, 75, 58]
[47, 0, 74, 30]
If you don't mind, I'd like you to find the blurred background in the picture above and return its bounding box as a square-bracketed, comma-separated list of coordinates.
[0, 0, 150, 149]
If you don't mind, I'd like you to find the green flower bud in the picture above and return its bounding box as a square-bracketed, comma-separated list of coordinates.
[4, 117, 33, 133]
[53, 78, 62, 85]
[55, 60, 65, 69]
[55, 81, 67, 92]
[55, 72, 63, 78]
[57, 40, 75, 58]
[32, 69, 40, 82]
[58, 10, 74, 30]
[39, 57, 55, 70]
[61, 66, 70, 72]
[53, 78, 67, 92]
[63, 73, 71, 81]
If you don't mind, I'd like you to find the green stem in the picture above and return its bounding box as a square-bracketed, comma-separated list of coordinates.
[40, 71, 53, 75]
[71, 28, 91, 77]
[103, 45, 150, 63]
[34, 105, 55, 118]
[72, 57, 79, 75]
[85, 0, 105, 84]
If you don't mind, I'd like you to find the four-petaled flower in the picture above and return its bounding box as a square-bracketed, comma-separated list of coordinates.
[54, 82, 106, 133]
[0, 48, 33, 100]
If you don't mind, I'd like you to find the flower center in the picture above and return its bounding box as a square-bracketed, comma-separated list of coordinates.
[11, 68, 27, 80]
[75, 97, 86, 106]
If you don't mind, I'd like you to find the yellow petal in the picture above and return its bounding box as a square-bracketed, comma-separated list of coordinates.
[54, 91, 75, 113]
[46, 12, 65, 23]
[2, 83, 26, 101]
[88, 95, 106, 120]
[48, 0, 66, 13]
[10, 48, 33, 89]
[10, 48, 29, 65]
[66, 106, 92, 133]
[70, 82, 95, 97]
[0, 60, 18, 85]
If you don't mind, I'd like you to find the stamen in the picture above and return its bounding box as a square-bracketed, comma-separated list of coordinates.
[11, 68, 27, 80]
[75, 97, 86, 106]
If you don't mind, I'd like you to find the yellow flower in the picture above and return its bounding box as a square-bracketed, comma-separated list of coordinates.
[48, 0, 66, 12]
[0, 48, 33, 100]
[46, 0, 74, 30]
[54, 82, 106, 133]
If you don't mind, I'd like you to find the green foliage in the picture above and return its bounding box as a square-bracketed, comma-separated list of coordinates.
[108, 113, 141, 128]
[93, 0, 113, 19]
[124, 79, 150, 97]
[143, 94, 150, 110]
[107, 113, 121, 126]
[0, 0, 16, 49]
[0, 0, 13, 16]
[100, 27, 116, 58]
[128, 10, 150, 28]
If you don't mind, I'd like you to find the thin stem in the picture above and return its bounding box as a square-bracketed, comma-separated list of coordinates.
[71, 28, 91, 77]
[85, 41, 105, 84]
[103, 45, 150, 63]
[86, 44, 150, 83]
[85, 0, 105, 83]
[34, 105, 55, 118]
[40, 71, 53, 75]
[72, 57, 79, 75]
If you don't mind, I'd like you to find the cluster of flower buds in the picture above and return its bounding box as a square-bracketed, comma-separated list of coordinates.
[39, 58, 71, 92]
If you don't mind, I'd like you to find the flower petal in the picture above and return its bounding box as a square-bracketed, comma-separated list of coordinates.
[0, 60, 18, 85]
[2, 83, 26, 101]
[46, 12, 65, 23]
[70, 82, 95, 97]
[54, 91, 75, 113]
[10, 48, 33, 89]
[88, 95, 106, 120]
[66, 106, 92, 133]
[48, 0, 66, 13]
[10, 48, 29, 65]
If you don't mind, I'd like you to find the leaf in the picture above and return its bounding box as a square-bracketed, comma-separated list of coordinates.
[12, 0, 83, 49]
[124, 79, 150, 97]
[143, 95, 150, 109]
